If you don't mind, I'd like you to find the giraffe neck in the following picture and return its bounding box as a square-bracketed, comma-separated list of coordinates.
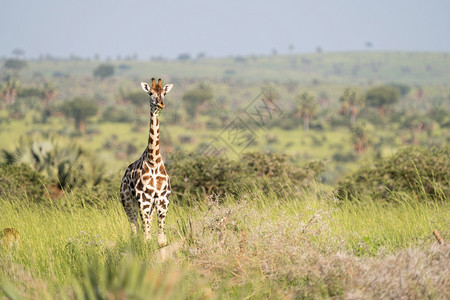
[146, 110, 162, 166]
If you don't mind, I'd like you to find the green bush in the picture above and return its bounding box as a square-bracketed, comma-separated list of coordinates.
[166, 152, 325, 205]
[101, 106, 134, 123]
[337, 146, 449, 201]
[93, 64, 114, 79]
[1, 138, 105, 191]
[0, 163, 47, 201]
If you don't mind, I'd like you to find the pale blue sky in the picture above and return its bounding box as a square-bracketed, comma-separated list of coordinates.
[1, 0, 449, 59]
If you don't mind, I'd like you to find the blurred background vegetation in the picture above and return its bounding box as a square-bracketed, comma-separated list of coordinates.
[1, 51, 449, 201]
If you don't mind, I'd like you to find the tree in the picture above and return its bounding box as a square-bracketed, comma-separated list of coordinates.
[365, 85, 400, 118]
[93, 64, 115, 79]
[351, 122, 373, 154]
[42, 81, 58, 104]
[339, 87, 364, 126]
[177, 53, 191, 62]
[295, 92, 318, 132]
[123, 91, 147, 114]
[261, 84, 280, 104]
[60, 98, 98, 133]
[4, 59, 27, 71]
[12, 48, 25, 58]
[0, 76, 20, 105]
[182, 83, 214, 119]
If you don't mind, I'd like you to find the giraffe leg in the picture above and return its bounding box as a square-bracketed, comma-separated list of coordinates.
[139, 199, 156, 241]
[120, 181, 139, 235]
[156, 197, 170, 247]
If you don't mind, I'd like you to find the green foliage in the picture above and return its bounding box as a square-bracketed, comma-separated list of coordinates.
[181, 83, 213, 118]
[124, 91, 147, 107]
[72, 255, 195, 300]
[166, 151, 325, 204]
[60, 97, 98, 132]
[3, 59, 27, 70]
[0, 163, 47, 202]
[337, 146, 450, 201]
[351, 121, 374, 154]
[365, 85, 401, 109]
[339, 87, 364, 126]
[388, 83, 410, 96]
[295, 92, 318, 131]
[101, 106, 134, 123]
[1, 138, 105, 190]
[166, 152, 241, 203]
[0, 76, 20, 105]
[93, 64, 115, 79]
[260, 84, 280, 103]
[18, 87, 44, 99]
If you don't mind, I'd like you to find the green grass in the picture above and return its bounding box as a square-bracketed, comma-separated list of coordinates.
[1, 183, 448, 298]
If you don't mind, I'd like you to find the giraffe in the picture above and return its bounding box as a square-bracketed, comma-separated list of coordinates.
[120, 78, 173, 247]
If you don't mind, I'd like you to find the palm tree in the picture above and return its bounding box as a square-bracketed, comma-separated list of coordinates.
[42, 81, 57, 104]
[0, 76, 20, 105]
[351, 122, 373, 154]
[1, 138, 104, 190]
[339, 88, 364, 126]
[295, 92, 318, 132]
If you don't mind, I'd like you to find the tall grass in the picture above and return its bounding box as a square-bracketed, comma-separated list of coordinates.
[1, 183, 449, 299]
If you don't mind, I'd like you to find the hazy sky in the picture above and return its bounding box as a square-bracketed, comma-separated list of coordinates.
[1, 0, 449, 59]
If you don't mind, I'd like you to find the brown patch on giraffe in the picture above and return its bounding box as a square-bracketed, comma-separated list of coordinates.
[156, 156, 161, 164]
[149, 154, 154, 161]
[155, 149, 160, 156]
[142, 162, 149, 173]
[159, 164, 167, 175]
[156, 176, 165, 190]
[149, 178, 155, 188]
[155, 140, 159, 147]
[136, 180, 144, 192]
[149, 136, 154, 144]
[159, 200, 167, 210]
[142, 175, 151, 182]
[156, 118, 159, 126]
[150, 128, 154, 135]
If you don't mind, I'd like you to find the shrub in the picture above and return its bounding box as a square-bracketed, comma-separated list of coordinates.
[93, 64, 114, 79]
[101, 106, 134, 123]
[166, 152, 325, 204]
[1, 138, 105, 191]
[337, 146, 450, 201]
[166, 153, 242, 204]
[0, 163, 47, 202]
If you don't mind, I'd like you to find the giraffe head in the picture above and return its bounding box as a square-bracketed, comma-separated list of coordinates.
[141, 78, 173, 111]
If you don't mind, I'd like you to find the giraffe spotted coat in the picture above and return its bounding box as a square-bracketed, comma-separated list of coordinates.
[120, 78, 173, 247]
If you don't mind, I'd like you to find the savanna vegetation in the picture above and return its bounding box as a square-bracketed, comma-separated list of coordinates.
[1, 51, 449, 299]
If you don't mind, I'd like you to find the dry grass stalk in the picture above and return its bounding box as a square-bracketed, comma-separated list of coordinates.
[433, 230, 444, 245]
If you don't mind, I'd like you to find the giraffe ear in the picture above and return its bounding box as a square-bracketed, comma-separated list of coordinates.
[141, 82, 150, 93]
[164, 84, 173, 94]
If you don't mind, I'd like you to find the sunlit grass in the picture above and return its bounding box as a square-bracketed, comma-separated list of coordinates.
[2, 181, 447, 298]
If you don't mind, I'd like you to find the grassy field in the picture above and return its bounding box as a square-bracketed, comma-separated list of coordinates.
[1, 51, 449, 298]
[1, 183, 448, 299]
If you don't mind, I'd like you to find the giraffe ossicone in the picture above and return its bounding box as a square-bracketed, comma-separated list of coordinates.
[120, 77, 173, 247]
